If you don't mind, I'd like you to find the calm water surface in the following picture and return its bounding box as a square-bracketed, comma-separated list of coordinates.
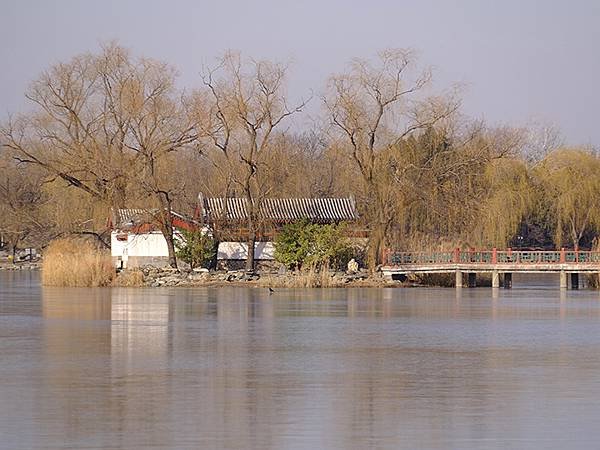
[2, 272, 600, 449]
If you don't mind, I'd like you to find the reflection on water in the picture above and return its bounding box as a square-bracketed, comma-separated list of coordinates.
[2, 272, 600, 449]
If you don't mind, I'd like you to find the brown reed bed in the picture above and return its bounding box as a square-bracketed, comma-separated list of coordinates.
[42, 238, 114, 287]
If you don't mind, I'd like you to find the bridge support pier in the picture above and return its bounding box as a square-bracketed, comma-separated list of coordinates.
[503, 273, 512, 289]
[492, 271, 500, 289]
[455, 270, 463, 288]
[571, 273, 579, 290]
[467, 273, 477, 288]
[560, 270, 567, 289]
[560, 271, 567, 289]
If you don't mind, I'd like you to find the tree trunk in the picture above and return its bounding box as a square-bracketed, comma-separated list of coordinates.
[571, 223, 580, 251]
[246, 232, 256, 271]
[164, 227, 178, 269]
[365, 191, 390, 271]
[112, 178, 128, 210]
[244, 187, 256, 271]
[158, 194, 178, 269]
[367, 226, 385, 272]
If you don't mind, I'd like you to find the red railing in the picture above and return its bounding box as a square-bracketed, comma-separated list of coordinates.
[385, 248, 600, 266]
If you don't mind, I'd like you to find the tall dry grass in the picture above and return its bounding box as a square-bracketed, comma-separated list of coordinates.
[42, 238, 114, 287]
[114, 269, 145, 287]
[259, 264, 337, 288]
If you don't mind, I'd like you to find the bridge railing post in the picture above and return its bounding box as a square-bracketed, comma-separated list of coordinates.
[492, 248, 497, 264]
[560, 247, 566, 263]
[453, 248, 460, 264]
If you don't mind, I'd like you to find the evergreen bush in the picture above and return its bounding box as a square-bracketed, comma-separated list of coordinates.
[175, 230, 216, 269]
[274, 220, 352, 270]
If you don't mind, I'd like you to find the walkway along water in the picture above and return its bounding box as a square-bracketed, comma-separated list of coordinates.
[381, 248, 600, 289]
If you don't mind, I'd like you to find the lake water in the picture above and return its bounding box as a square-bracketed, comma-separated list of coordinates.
[2, 271, 600, 449]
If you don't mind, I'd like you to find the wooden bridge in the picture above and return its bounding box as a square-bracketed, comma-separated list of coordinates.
[381, 248, 600, 289]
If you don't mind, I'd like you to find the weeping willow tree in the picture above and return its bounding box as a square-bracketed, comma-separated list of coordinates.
[473, 158, 532, 247]
[390, 126, 484, 247]
[387, 124, 526, 250]
[534, 148, 600, 249]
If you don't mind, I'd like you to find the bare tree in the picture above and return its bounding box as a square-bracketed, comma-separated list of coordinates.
[324, 49, 459, 268]
[0, 152, 50, 259]
[521, 119, 563, 165]
[1, 44, 196, 267]
[193, 52, 308, 270]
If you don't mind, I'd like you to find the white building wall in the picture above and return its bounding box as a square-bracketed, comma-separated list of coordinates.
[217, 241, 275, 260]
[111, 231, 170, 258]
[111, 231, 275, 268]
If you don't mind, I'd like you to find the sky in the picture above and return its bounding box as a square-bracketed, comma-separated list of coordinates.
[2, 0, 600, 146]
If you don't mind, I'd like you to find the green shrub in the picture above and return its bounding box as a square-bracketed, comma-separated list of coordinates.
[175, 230, 216, 269]
[274, 220, 352, 270]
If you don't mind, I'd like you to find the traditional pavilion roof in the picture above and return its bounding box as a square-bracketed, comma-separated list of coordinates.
[199, 195, 358, 223]
[111, 209, 197, 231]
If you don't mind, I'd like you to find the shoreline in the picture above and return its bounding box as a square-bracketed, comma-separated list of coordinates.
[1, 262, 406, 287]
[123, 266, 406, 288]
[4, 265, 597, 289]
[2, 263, 549, 289]
[0, 263, 41, 271]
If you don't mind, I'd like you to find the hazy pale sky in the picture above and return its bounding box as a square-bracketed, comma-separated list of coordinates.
[2, 0, 600, 146]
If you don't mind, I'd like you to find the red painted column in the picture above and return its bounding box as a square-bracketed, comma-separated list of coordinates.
[492, 248, 497, 264]
[560, 247, 566, 263]
[453, 247, 460, 264]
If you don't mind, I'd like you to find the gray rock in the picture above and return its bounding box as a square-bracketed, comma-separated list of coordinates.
[162, 276, 182, 284]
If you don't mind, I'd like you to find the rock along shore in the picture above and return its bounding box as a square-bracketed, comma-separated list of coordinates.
[125, 266, 402, 288]
[0, 261, 411, 288]
[0, 262, 41, 271]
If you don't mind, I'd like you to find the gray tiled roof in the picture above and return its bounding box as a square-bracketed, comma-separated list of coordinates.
[200, 197, 358, 222]
[113, 209, 154, 228]
[112, 209, 193, 229]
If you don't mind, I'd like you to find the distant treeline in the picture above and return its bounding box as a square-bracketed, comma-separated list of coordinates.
[1, 44, 599, 269]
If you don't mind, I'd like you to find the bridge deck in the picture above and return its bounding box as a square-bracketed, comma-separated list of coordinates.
[381, 263, 600, 274]
[382, 249, 600, 275]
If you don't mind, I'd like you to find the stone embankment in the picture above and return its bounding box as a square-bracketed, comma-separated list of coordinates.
[1, 260, 400, 287]
[0, 262, 41, 271]
[133, 266, 394, 288]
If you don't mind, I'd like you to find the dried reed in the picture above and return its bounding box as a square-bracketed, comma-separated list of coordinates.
[42, 238, 114, 287]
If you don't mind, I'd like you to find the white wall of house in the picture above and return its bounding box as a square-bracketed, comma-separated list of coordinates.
[111, 231, 170, 259]
[111, 231, 186, 268]
[111, 231, 275, 268]
[217, 241, 275, 260]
